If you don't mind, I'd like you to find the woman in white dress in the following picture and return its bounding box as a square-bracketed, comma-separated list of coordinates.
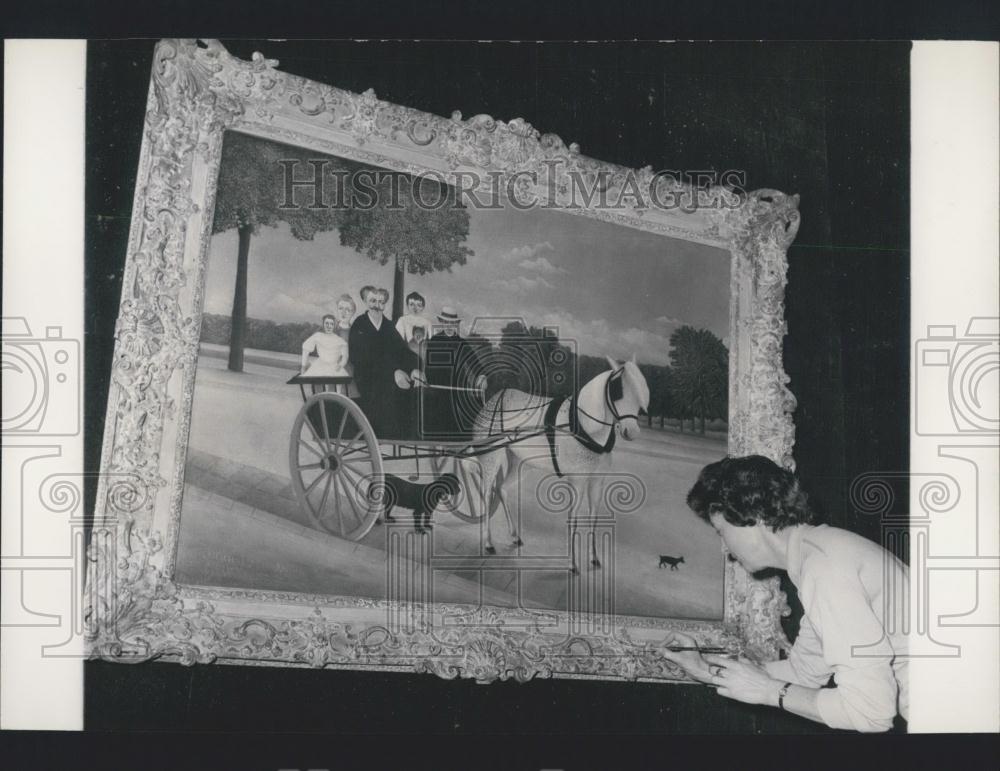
[333, 294, 360, 398]
[300, 314, 350, 392]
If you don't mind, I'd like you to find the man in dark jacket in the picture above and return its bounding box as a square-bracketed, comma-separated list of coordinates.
[348, 286, 420, 439]
[420, 306, 487, 441]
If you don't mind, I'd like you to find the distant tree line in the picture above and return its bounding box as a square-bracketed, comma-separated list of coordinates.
[200, 313, 728, 434]
[480, 321, 728, 435]
[200, 313, 317, 356]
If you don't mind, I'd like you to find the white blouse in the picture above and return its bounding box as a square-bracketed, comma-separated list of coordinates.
[764, 524, 909, 732]
[301, 331, 349, 376]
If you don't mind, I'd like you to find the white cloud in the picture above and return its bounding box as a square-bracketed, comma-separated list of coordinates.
[619, 326, 674, 364]
[536, 309, 673, 366]
[499, 241, 554, 263]
[496, 275, 557, 294]
[655, 315, 685, 325]
[519, 255, 567, 275]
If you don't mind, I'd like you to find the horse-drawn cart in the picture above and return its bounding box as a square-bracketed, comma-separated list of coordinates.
[286, 362, 646, 568]
[286, 374, 504, 541]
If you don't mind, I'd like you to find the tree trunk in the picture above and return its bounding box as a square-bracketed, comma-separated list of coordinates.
[647, 412, 653, 427]
[659, 414, 664, 429]
[391, 256, 406, 321]
[227, 224, 253, 372]
[699, 411, 706, 435]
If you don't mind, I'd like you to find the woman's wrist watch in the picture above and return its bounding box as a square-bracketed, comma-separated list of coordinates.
[776, 681, 792, 710]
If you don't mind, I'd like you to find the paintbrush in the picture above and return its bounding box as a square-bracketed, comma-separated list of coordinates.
[662, 645, 730, 654]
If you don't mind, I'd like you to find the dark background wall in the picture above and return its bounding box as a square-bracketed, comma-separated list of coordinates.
[84, 39, 909, 734]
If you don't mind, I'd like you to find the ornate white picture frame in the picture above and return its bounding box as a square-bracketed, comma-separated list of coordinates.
[85, 38, 801, 683]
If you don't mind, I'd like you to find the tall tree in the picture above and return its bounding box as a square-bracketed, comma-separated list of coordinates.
[638, 364, 660, 427]
[656, 365, 674, 428]
[638, 364, 673, 428]
[668, 325, 728, 434]
[212, 132, 349, 372]
[337, 173, 473, 321]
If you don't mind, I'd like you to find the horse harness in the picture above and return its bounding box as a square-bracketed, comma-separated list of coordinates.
[399, 369, 637, 468]
[542, 368, 638, 477]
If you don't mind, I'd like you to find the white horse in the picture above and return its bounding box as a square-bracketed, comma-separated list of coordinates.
[469, 355, 649, 572]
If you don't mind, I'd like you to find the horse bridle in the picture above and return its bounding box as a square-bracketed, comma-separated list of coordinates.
[577, 368, 642, 429]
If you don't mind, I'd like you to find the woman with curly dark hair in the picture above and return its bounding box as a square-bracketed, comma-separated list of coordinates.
[661, 455, 908, 733]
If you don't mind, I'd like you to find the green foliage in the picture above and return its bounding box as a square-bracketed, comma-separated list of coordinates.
[212, 131, 350, 239]
[494, 321, 576, 397]
[336, 174, 473, 275]
[479, 321, 727, 434]
[668, 325, 729, 432]
[212, 132, 358, 371]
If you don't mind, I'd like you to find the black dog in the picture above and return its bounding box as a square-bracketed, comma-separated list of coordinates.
[658, 555, 685, 570]
[374, 473, 461, 531]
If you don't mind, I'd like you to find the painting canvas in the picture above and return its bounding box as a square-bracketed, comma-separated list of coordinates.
[84, 39, 802, 682]
[174, 131, 731, 622]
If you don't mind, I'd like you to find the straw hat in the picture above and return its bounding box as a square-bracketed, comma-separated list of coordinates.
[436, 306, 462, 323]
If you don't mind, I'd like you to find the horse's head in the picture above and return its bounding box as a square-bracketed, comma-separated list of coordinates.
[605, 354, 649, 441]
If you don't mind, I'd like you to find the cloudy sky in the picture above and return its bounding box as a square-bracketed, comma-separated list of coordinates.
[203, 176, 729, 367]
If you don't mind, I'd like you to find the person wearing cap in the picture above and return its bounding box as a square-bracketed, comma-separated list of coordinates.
[659, 455, 909, 733]
[420, 306, 487, 441]
[348, 285, 421, 438]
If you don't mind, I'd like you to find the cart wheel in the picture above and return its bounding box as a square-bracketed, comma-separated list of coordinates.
[433, 454, 488, 523]
[289, 392, 384, 541]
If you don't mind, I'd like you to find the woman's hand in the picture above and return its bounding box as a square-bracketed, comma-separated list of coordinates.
[702, 654, 783, 706]
[657, 632, 717, 684]
[411, 369, 427, 387]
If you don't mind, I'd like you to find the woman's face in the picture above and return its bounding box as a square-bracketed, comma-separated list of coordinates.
[322, 317, 336, 333]
[336, 302, 353, 321]
[708, 512, 770, 573]
[408, 298, 425, 316]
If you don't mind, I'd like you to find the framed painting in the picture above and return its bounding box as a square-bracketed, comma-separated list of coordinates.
[85, 38, 801, 682]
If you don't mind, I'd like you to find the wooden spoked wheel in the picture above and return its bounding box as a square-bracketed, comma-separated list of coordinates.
[288, 392, 384, 541]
